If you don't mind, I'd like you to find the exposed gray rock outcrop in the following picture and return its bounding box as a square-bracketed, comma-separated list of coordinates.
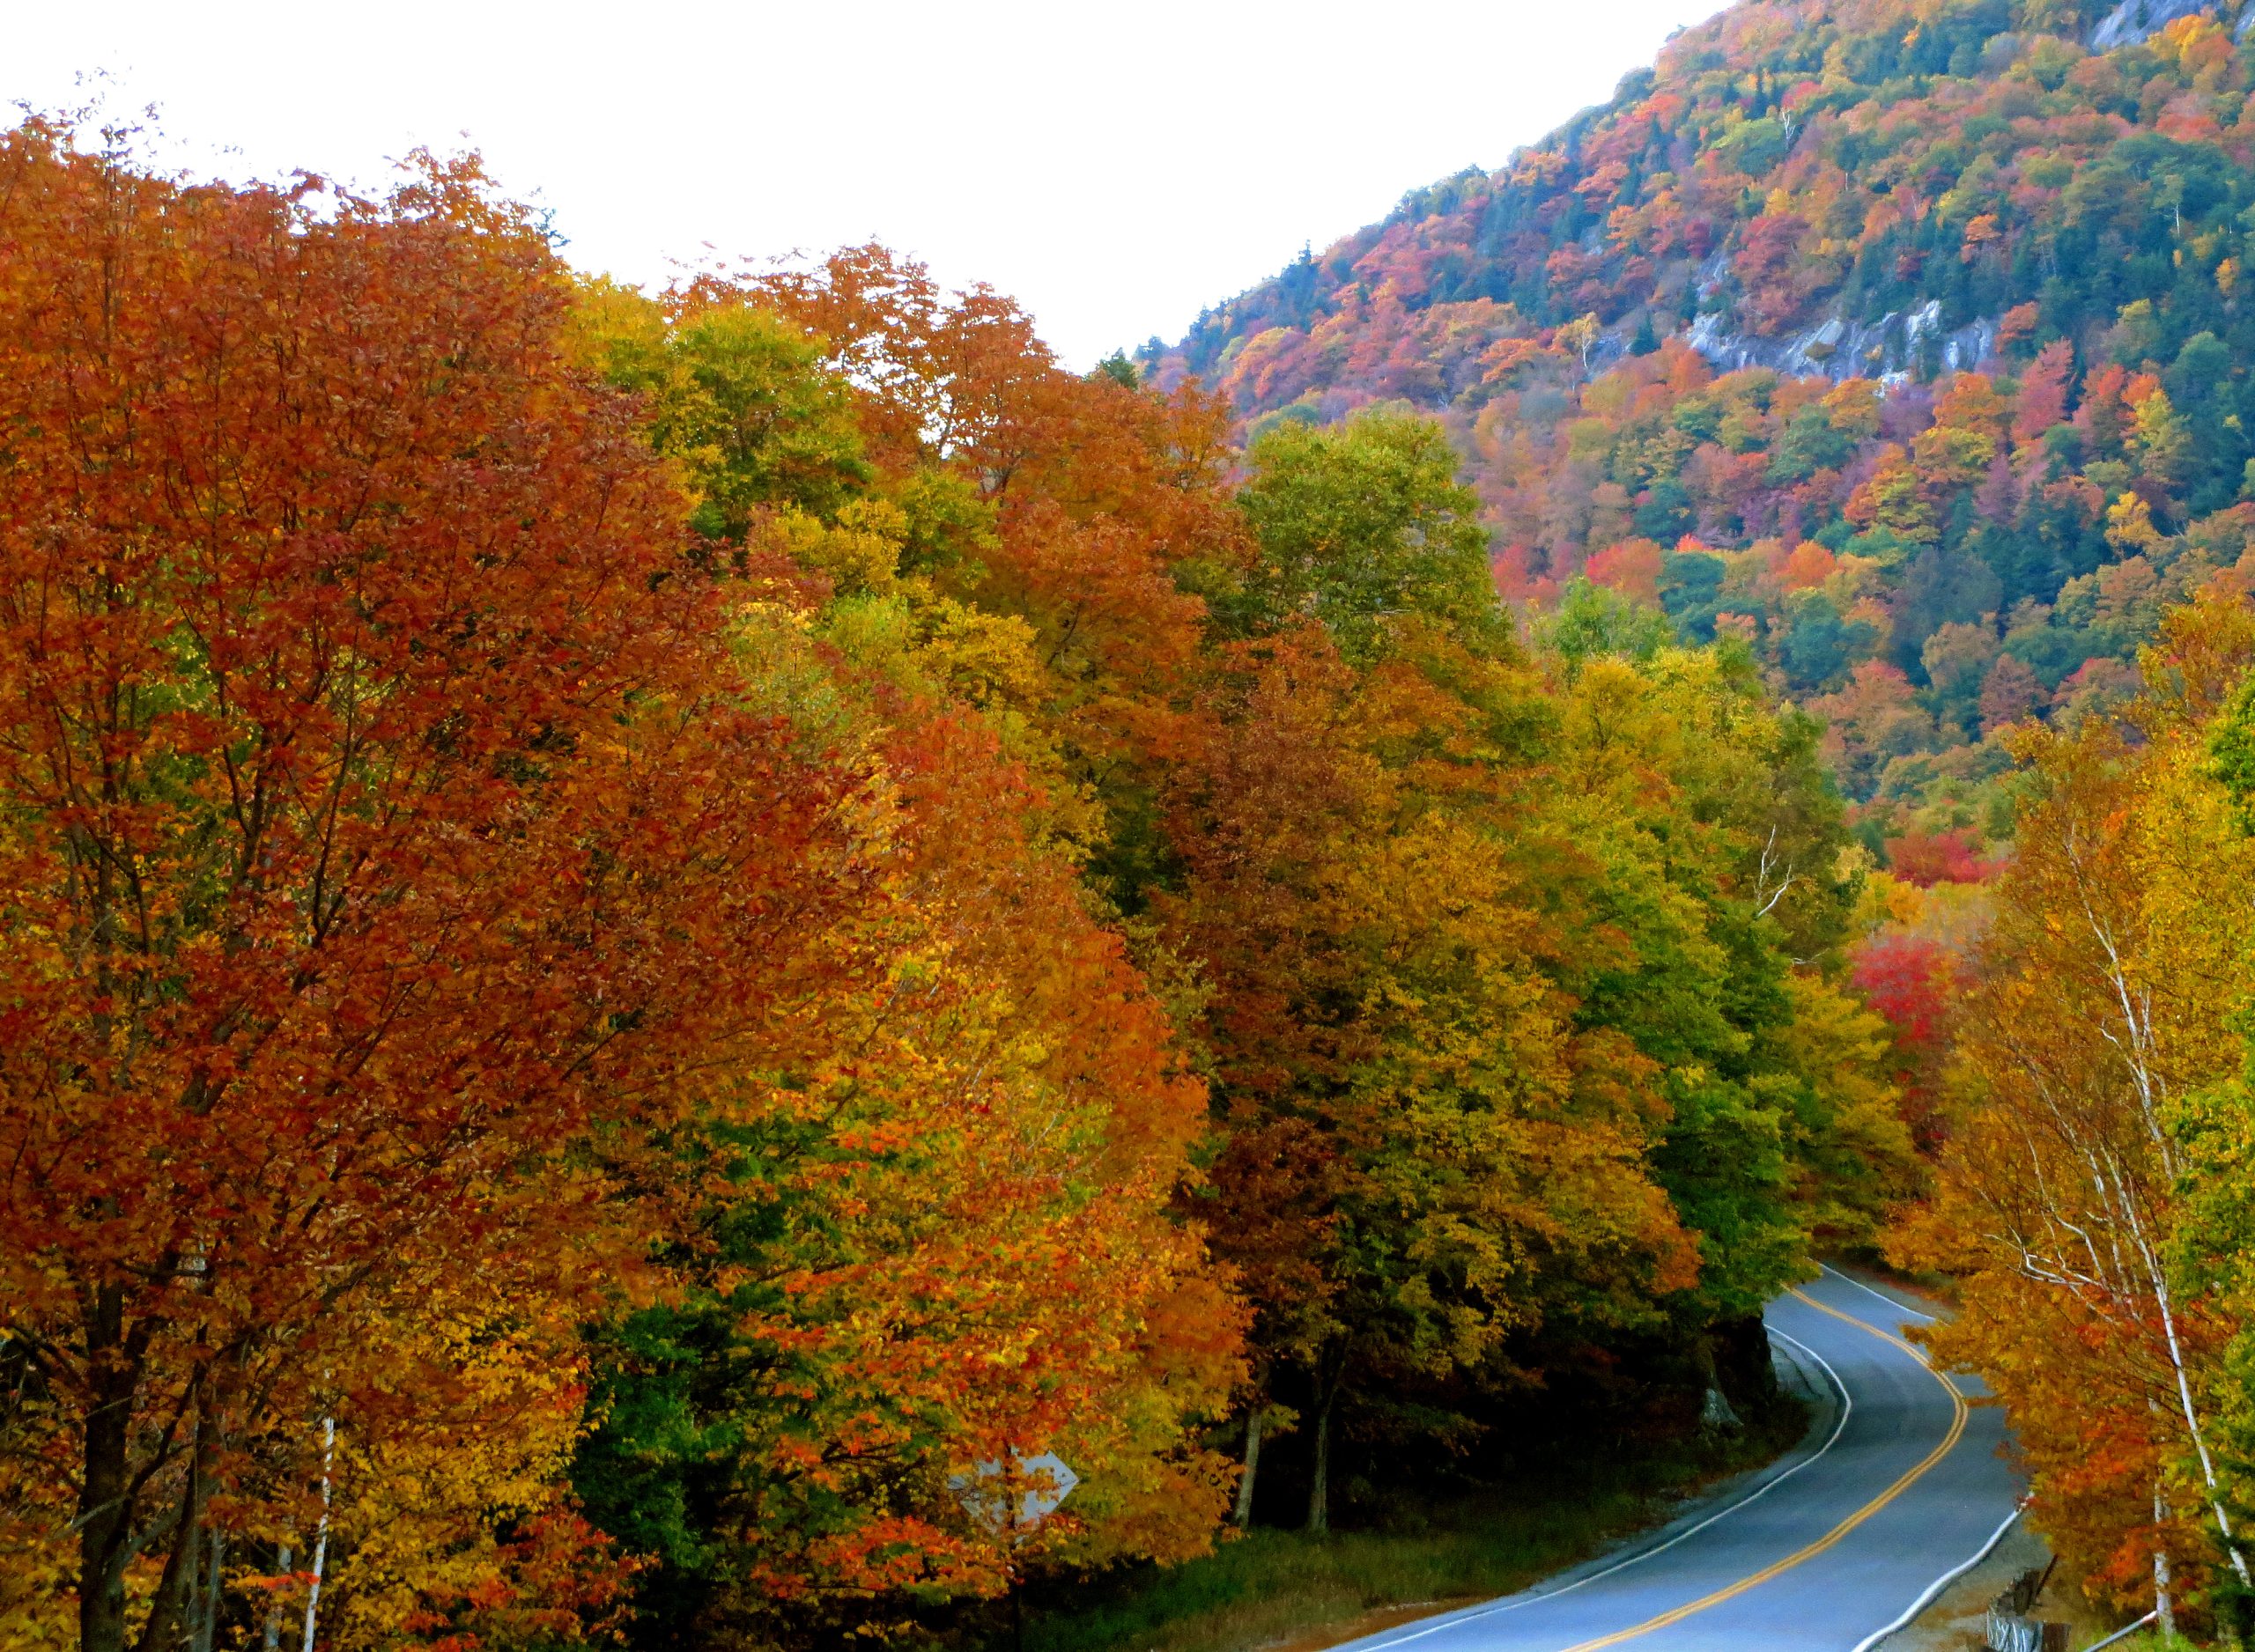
[2087, 0, 2255, 48]
[1682, 301, 1999, 384]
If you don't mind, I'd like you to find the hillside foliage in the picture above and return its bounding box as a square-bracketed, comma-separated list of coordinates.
[1147, 0, 2255, 863]
[0, 126, 1907, 1652]
[28, 0, 2255, 1637]
[1134, 0, 2255, 1629]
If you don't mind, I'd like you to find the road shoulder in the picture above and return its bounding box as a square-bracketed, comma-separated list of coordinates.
[1880, 1519, 2121, 1649]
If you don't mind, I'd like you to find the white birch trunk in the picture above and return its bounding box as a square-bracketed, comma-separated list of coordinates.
[300, 1419, 334, 1652]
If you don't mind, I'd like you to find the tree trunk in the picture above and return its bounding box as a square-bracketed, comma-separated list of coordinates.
[78, 1285, 137, 1652]
[136, 1411, 210, 1652]
[2155, 1477, 2177, 1641]
[2153, 1265, 2251, 1585]
[191, 1527, 224, 1652]
[1233, 1409, 1263, 1528]
[1305, 1346, 1348, 1534]
[2096, 934, 2253, 1588]
[300, 1418, 336, 1652]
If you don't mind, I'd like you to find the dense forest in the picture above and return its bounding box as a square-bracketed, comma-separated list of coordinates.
[21, 0, 2255, 1642]
[1146, 0, 2255, 855]
[0, 125, 1898, 1652]
[1139, 0, 2255, 1635]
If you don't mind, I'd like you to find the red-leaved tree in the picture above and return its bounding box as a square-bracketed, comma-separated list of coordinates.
[0, 129, 876, 1652]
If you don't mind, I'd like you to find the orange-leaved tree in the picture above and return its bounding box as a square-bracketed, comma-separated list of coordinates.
[0, 129, 879, 1652]
[1895, 592, 2255, 1626]
[1162, 616, 1710, 1530]
[555, 269, 1246, 1646]
[715, 247, 1251, 903]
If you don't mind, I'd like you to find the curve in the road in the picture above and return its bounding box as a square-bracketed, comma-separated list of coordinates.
[1547, 1293, 1969, 1652]
[1348, 1329, 1856, 1652]
[1328, 1269, 2022, 1652]
[1818, 1263, 1938, 1324]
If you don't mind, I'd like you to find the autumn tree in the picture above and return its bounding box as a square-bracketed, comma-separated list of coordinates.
[1231, 410, 1502, 660]
[701, 247, 1251, 910]
[1896, 596, 2255, 1623]
[555, 256, 1248, 1644]
[1174, 409, 1904, 1531]
[0, 143, 1243, 1652]
[0, 131, 891, 1652]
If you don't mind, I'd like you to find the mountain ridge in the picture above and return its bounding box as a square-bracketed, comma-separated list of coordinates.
[1147, 0, 2255, 406]
[1144, 0, 2255, 848]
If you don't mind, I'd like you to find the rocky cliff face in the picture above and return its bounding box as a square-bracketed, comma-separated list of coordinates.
[1679, 304, 2000, 384]
[2086, 0, 2251, 48]
[1151, 0, 2255, 456]
[1664, 237, 2001, 386]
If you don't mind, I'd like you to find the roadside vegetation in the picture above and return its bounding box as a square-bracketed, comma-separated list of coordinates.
[0, 121, 1895, 1652]
[26, 0, 2255, 1640]
[1011, 1402, 1808, 1652]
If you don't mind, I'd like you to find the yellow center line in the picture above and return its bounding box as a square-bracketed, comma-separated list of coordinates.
[1549, 1287, 1969, 1652]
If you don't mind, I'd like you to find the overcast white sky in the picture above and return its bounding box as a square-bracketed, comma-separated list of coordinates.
[11, 1, 1720, 367]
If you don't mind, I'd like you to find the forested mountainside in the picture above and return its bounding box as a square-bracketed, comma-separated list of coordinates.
[1144, 0, 2255, 846]
[1, 130, 1918, 1652]
[29, 10, 2255, 1641]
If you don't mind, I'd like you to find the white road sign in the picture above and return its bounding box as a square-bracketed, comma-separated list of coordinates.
[950, 1451, 1079, 1535]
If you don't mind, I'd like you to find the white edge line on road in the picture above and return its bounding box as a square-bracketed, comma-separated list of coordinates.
[1846, 1503, 2024, 1652]
[1337, 1324, 1855, 1652]
[1820, 1262, 1938, 1323]
[1821, 1263, 2030, 1652]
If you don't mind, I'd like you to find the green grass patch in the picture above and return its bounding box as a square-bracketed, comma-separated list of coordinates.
[1018, 1407, 1808, 1652]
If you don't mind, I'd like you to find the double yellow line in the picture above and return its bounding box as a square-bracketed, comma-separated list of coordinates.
[1550, 1289, 1969, 1652]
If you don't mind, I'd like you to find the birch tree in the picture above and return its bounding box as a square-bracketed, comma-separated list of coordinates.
[1901, 682, 2255, 1609]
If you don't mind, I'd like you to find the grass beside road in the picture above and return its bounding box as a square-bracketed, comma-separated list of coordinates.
[1017, 1408, 1808, 1652]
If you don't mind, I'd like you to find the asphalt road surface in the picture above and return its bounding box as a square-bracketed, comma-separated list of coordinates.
[1334, 1266, 2022, 1652]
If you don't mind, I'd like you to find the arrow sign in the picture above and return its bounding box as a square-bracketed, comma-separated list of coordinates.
[950, 1451, 1079, 1536]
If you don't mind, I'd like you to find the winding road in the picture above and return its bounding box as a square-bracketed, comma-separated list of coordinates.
[1335, 1266, 2022, 1652]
